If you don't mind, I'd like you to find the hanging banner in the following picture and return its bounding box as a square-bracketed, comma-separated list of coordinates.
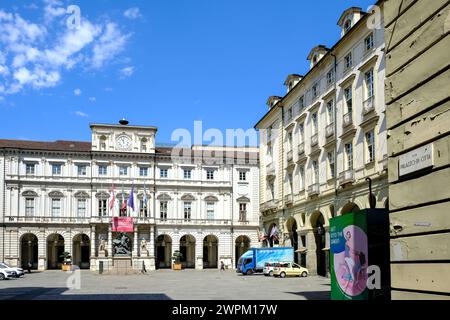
[112, 217, 134, 232]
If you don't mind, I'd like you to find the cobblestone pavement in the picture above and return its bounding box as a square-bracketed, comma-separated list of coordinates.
[0, 270, 330, 300]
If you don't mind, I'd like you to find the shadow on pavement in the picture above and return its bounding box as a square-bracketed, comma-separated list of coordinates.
[0, 287, 172, 300]
[285, 291, 330, 300]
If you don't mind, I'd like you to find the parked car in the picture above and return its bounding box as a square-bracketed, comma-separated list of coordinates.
[0, 263, 24, 277]
[0, 265, 17, 280]
[273, 262, 309, 278]
[263, 262, 279, 277]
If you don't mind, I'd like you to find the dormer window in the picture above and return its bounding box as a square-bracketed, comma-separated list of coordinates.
[344, 19, 352, 33]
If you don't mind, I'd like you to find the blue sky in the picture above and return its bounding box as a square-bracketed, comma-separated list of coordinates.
[0, 0, 375, 146]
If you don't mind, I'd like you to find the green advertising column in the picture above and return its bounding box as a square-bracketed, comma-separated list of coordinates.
[330, 211, 368, 300]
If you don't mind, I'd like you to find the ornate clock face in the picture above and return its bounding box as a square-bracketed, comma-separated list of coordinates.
[116, 135, 132, 151]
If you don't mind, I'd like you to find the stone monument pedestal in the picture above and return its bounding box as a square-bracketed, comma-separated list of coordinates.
[106, 256, 138, 275]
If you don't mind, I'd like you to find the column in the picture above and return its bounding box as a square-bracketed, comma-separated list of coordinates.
[306, 230, 317, 275]
[148, 226, 156, 270]
[195, 235, 203, 270]
[132, 226, 138, 256]
[38, 230, 46, 270]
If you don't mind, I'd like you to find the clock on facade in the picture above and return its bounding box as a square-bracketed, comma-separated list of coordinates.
[116, 135, 132, 151]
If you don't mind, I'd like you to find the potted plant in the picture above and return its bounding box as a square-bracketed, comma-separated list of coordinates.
[172, 250, 183, 270]
[60, 252, 72, 271]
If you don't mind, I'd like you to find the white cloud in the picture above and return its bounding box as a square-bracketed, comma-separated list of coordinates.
[0, 6, 132, 96]
[74, 88, 82, 96]
[91, 23, 130, 69]
[89, 97, 96, 102]
[119, 66, 135, 78]
[74, 111, 88, 117]
[124, 7, 142, 19]
[104, 87, 113, 92]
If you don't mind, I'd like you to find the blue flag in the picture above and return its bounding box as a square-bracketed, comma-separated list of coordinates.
[128, 185, 135, 211]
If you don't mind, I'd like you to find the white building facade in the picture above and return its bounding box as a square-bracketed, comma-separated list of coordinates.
[0, 121, 260, 271]
[255, 7, 389, 276]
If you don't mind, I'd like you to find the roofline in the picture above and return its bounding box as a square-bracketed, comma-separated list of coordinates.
[89, 123, 158, 131]
[253, 0, 384, 129]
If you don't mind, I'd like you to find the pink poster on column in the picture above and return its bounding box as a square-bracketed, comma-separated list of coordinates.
[112, 217, 134, 232]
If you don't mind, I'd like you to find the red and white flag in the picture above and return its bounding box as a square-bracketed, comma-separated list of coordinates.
[109, 183, 115, 211]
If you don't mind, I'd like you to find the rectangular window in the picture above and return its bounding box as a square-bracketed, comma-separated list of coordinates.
[239, 203, 247, 222]
[51, 198, 61, 216]
[287, 107, 293, 120]
[25, 163, 35, 175]
[312, 160, 319, 184]
[366, 131, 375, 163]
[311, 112, 318, 133]
[160, 168, 168, 179]
[206, 202, 215, 220]
[206, 170, 214, 180]
[119, 166, 128, 176]
[299, 96, 305, 110]
[98, 165, 108, 176]
[299, 123, 304, 142]
[184, 202, 192, 221]
[239, 171, 247, 181]
[328, 152, 335, 179]
[160, 201, 168, 220]
[345, 143, 354, 170]
[77, 199, 87, 217]
[287, 131, 293, 150]
[183, 169, 192, 179]
[326, 100, 334, 124]
[269, 182, 275, 199]
[344, 87, 353, 114]
[365, 69, 374, 99]
[77, 165, 87, 176]
[312, 83, 319, 99]
[25, 198, 35, 216]
[365, 33, 374, 52]
[344, 53, 352, 70]
[139, 167, 148, 177]
[100, 142, 106, 150]
[139, 199, 148, 217]
[299, 166, 305, 191]
[98, 199, 107, 216]
[326, 69, 335, 86]
[52, 164, 62, 175]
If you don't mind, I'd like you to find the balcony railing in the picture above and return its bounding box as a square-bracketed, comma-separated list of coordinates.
[325, 123, 334, 139]
[343, 112, 353, 128]
[363, 96, 375, 114]
[155, 218, 231, 226]
[339, 169, 355, 185]
[308, 183, 320, 197]
[284, 194, 293, 206]
[260, 200, 278, 212]
[311, 133, 318, 147]
[287, 150, 293, 162]
[298, 143, 305, 156]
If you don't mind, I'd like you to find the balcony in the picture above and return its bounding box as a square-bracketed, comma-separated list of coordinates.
[343, 112, 353, 128]
[341, 112, 356, 139]
[155, 218, 231, 226]
[308, 183, 320, 197]
[266, 163, 275, 179]
[284, 194, 293, 206]
[260, 200, 278, 213]
[363, 96, 375, 114]
[287, 150, 293, 163]
[361, 96, 379, 127]
[5, 216, 91, 224]
[311, 133, 319, 147]
[298, 143, 305, 156]
[339, 169, 355, 186]
[325, 123, 334, 139]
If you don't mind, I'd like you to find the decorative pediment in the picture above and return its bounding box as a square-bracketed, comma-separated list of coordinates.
[237, 196, 250, 203]
[157, 193, 172, 201]
[74, 191, 90, 199]
[204, 195, 219, 202]
[96, 191, 110, 199]
[181, 194, 196, 201]
[22, 190, 38, 197]
[48, 191, 64, 198]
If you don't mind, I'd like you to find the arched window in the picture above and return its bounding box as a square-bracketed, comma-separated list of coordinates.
[344, 19, 352, 33]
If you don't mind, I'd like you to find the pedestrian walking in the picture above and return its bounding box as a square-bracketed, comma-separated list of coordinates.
[220, 261, 225, 271]
[27, 261, 32, 273]
[142, 261, 147, 274]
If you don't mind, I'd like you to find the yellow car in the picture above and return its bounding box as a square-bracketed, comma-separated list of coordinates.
[273, 262, 309, 278]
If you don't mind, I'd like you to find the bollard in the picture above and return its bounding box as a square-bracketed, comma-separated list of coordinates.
[99, 261, 104, 274]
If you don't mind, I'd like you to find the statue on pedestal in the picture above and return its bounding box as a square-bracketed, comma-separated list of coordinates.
[112, 233, 132, 256]
[140, 238, 149, 257]
[98, 237, 108, 257]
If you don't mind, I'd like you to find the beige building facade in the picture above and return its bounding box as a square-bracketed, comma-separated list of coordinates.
[383, 0, 450, 299]
[255, 6, 389, 276]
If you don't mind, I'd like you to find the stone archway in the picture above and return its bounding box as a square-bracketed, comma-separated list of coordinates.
[235, 235, 251, 267]
[311, 212, 327, 277]
[203, 235, 218, 269]
[156, 235, 172, 269]
[73, 234, 90, 269]
[341, 202, 361, 215]
[180, 235, 196, 268]
[47, 234, 64, 270]
[20, 233, 38, 269]
[286, 217, 299, 263]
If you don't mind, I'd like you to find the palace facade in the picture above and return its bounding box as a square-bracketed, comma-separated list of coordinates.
[255, 6, 389, 276]
[0, 120, 260, 271]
